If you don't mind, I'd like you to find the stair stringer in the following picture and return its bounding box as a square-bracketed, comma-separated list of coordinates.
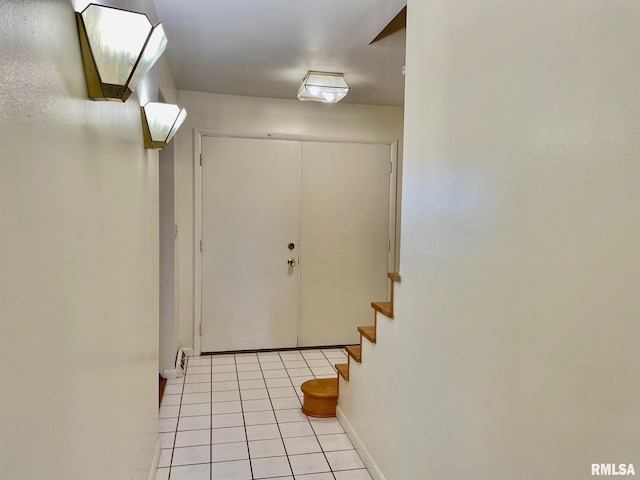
[336, 309, 399, 480]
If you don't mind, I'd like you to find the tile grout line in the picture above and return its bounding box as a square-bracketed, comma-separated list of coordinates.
[301, 350, 338, 480]
[172, 357, 218, 474]
[321, 347, 345, 480]
[256, 352, 298, 477]
[167, 357, 188, 477]
[210, 355, 214, 479]
[234, 353, 254, 480]
[174, 357, 213, 475]
[268, 350, 304, 478]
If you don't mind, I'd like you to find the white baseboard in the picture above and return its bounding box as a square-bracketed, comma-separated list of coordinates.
[336, 406, 386, 480]
[147, 437, 160, 480]
[162, 368, 178, 379]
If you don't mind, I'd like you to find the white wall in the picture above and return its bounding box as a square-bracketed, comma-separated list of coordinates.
[339, 1, 640, 478]
[159, 140, 176, 374]
[174, 91, 404, 349]
[0, 1, 176, 479]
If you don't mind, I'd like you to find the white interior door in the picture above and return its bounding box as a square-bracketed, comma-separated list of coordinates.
[298, 142, 391, 346]
[201, 136, 300, 352]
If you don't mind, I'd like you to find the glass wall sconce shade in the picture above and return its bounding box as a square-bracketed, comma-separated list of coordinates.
[297, 71, 350, 103]
[141, 102, 187, 149]
[75, 4, 168, 102]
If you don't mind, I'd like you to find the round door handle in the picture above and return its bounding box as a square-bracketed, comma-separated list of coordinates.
[287, 258, 296, 267]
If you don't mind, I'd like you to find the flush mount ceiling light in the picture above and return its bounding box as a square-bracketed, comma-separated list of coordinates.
[297, 71, 350, 103]
[75, 4, 168, 102]
[141, 102, 187, 149]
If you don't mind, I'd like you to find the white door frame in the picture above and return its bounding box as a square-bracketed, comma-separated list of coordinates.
[193, 129, 399, 356]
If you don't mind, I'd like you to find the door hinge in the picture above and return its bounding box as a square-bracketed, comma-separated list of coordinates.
[200, 153, 203, 167]
[389, 160, 393, 173]
[174, 224, 178, 239]
[199, 323, 202, 337]
[200, 239, 203, 253]
[388, 239, 391, 252]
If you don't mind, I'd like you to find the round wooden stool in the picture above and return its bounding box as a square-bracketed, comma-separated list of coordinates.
[300, 378, 339, 418]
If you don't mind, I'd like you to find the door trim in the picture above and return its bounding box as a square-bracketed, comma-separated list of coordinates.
[193, 129, 399, 356]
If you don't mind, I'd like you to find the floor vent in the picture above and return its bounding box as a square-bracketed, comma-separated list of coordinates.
[176, 348, 188, 377]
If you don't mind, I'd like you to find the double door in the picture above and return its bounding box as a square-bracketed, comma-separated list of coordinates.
[201, 136, 391, 352]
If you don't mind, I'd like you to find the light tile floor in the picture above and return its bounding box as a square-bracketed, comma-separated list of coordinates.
[156, 349, 372, 480]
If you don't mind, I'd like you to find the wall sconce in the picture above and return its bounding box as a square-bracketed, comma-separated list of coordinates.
[141, 102, 187, 149]
[297, 71, 350, 103]
[75, 4, 168, 102]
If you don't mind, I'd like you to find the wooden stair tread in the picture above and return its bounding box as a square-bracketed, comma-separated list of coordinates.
[358, 326, 376, 343]
[388, 272, 402, 282]
[346, 345, 362, 363]
[300, 378, 338, 398]
[336, 363, 349, 381]
[371, 301, 393, 318]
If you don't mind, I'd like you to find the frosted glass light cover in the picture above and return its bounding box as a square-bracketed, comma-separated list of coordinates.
[77, 4, 167, 101]
[128, 24, 168, 91]
[297, 71, 350, 103]
[141, 102, 188, 149]
[166, 108, 188, 143]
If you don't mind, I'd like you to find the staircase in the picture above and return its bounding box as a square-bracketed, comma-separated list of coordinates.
[301, 272, 401, 417]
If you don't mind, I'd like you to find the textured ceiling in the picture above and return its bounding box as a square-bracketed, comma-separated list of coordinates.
[153, 0, 407, 106]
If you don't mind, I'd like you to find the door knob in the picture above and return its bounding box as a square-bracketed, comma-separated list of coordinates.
[287, 258, 296, 267]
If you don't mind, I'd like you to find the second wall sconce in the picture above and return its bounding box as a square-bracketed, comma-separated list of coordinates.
[141, 102, 187, 149]
[76, 4, 168, 102]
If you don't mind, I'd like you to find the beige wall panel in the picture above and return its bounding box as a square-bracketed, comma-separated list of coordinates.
[338, 1, 640, 479]
[0, 1, 176, 479]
